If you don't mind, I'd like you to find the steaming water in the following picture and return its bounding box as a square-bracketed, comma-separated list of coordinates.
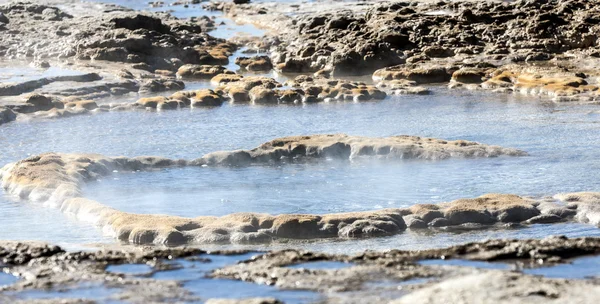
[1, 0, 600, 301]
[2, 0, 600, 252]
[3, 89, 600, 251]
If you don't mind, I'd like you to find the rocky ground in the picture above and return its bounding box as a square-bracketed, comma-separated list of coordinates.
[216, 0, 600, 102]
[2, 0, 599, 128]
[2, 0, 600, 302]
[1, 0, 600, 127]
[1, 237, 600, 303]
[0, 0, 232, 123]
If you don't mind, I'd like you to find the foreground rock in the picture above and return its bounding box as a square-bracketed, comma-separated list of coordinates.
[392, 271, 600, 304]
[0, 240, 212, 303]
[213, 237, 600, 303]
[3, 237, 600, 303]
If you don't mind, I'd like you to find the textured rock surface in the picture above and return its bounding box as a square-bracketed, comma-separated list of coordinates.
[286, 76, 387, 102]
[0, 107, 17, 125]
[2, 237, 600, 303]
[213, 238, 600, 303]
[0, 2, 231, 71]
[555, 192, 600, 226]
[177, 65, 233, 79]
[235, 55, 273, 71]
[392, 271, 600, 304]
[215, 0, 600, 102]
[240, 0, 600, 76]
[194, 134, 527, 166]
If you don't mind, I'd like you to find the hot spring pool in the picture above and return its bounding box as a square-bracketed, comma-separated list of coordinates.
[2, 88, 600, 250]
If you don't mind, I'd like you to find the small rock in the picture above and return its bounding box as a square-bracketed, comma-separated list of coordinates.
[0, 12, 9, 24]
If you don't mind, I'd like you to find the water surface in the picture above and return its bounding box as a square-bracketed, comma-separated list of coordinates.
[3, 89, 600, 249]
[524, 255, 600, 279]
[2, 0, 600, 252]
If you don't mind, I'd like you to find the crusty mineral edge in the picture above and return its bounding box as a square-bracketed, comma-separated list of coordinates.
[3, 135, 591, 246]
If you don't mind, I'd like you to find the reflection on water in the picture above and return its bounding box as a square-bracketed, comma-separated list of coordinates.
[524, 255, 600, 279]
[191, 223, 600, 254]
[106, 264, 153, 276]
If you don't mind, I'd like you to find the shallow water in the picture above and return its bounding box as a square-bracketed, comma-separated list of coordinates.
[9, 282, 123, 303]
[106, 264, 153, 276]
[70, 90, 600, 214]
[419, 259, 512, 270]
[10, 252, 321, 303]
[154, 252, 321, 303]
[184, 277, 321, 303]
[0, 198, 112, 249]
[3, 89, 600, 248]
[1, 0, 600, 301]
[524, 255, 600, 279]
[0, 272, 18, 287]
[0, 64, 84, 84]
[420, 253, 600, 280]
[2, 0, 600, 251]
[286, 261, 353, 270]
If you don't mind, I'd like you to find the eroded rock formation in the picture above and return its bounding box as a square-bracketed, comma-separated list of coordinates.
[0, 133, 528, 245]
